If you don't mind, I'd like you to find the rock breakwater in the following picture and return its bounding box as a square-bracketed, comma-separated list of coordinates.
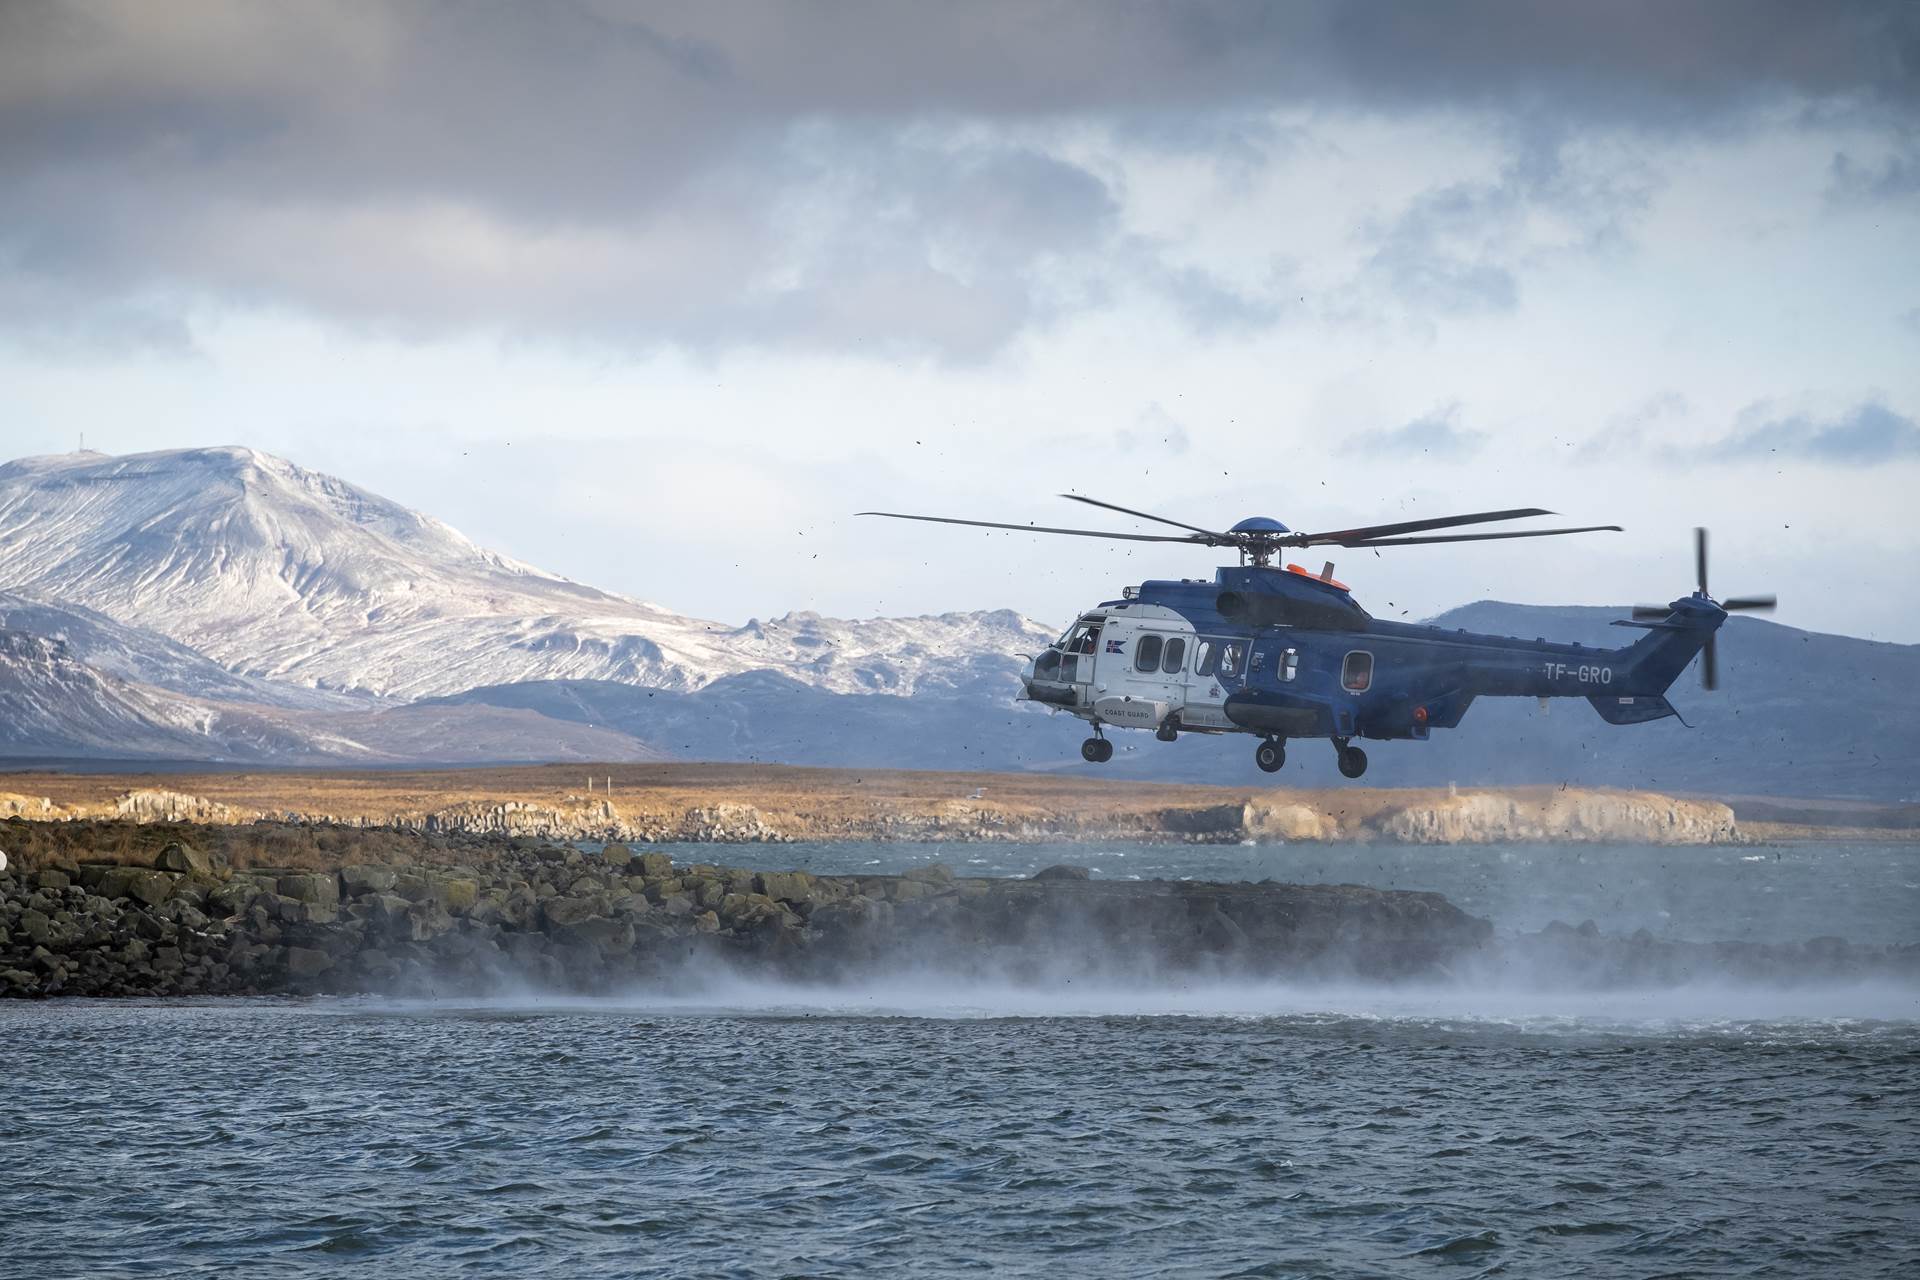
[1, 831, 1493, 999]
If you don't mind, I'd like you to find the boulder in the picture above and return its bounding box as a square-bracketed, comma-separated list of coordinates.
[152, 841, 212, 877]
[406, 903, 454, 942]
[636, 852, 673, 879]
[285, 946, 334, 977]
[340, 865, 398, 895]
[693, 910, 720, 933]
[392, 873, 433, 902]
[357, 893, 412, 924]
[890, 878, 939, 902]
[902, 863, 955, 885]
[541, 896, 604, 930]
[757, 870, 815, 903]
[718, 892, 779, 926]
[600, 842, 631, 865]
[207, 880, 262, 917]
[278, 874, 340, 908]
[98, 867, 176, 906]
[33, 869, 72, 892]
[555, 916, 633, 951]
[18, 908, 52, 945]
[1030, 864, 1091, 882]
[434, 877, 480, 913]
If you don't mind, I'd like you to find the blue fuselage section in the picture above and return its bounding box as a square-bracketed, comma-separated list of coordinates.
[1020, 564, 1720, 744]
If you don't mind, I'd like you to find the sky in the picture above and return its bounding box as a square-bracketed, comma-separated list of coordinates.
[2, 1, 1917, 639]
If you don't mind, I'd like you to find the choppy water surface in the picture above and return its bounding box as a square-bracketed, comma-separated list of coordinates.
[3, 839, 1917, 1278]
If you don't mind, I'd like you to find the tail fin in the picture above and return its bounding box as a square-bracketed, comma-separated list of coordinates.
[1608, 598, 1724, 696]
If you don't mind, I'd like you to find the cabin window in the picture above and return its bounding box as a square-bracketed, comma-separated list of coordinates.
[1161, 637, 1186, 674]
[1281, 648, 1299, 682]
[1134, 633, 1164, 672]
[1342, 650, 1373, 692]
[1194, 637, 1244, 678]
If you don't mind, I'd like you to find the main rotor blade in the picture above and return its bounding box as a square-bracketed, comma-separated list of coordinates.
[857, 511, 1212, 544]
[1056, 494, 1227, 539]
[1701, 632, 1719, 691]
[1695, 527, 1709, 597]
[1292, 507, 1557, 546]
[1721, 595, 1776, 612]
[1337, 524, 1625, 548]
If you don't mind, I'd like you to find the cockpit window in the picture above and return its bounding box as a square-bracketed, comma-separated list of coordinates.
[1060, 621, 1101, 654]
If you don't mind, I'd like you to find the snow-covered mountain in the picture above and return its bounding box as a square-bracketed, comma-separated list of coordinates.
[0, 629, 247, 757]
[0, 588, 353, 709]
[0, 626, 664, 764]
[0, 447, 1052, 700]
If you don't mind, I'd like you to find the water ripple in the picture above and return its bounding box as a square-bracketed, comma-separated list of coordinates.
[1, 995, 1916, 1278]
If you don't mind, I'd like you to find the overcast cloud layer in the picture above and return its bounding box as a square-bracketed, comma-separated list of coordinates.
[2, 1, 1917, 638]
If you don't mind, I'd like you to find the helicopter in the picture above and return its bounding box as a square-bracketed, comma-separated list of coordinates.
[860, 497, 1774, 779]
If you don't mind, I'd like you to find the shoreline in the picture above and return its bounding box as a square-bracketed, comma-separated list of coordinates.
[0, 761, 1808, 846]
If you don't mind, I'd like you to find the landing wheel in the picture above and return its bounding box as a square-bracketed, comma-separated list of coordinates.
[1081, 737, 1114, 764]
[1254, 739, 1286, 773]
[1156, 719, 1180, 743]
[1336, 743, 1368, 779]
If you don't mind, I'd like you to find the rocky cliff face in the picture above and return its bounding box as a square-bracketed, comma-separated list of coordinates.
[1363, 791, 1740, 844]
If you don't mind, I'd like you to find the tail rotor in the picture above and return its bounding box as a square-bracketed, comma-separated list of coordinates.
[1632, 527, 1776, 691]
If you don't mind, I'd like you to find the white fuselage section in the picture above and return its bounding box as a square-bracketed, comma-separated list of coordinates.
[1022, 604, 1250, 734]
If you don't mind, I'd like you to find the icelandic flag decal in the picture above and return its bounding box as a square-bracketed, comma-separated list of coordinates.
[1105, 639, 1125, 654]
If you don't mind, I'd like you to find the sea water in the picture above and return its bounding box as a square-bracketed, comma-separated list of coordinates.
[2, 840, 1915, 1278]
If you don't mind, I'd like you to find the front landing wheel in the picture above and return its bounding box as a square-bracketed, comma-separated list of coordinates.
[1081, 737, 1114, 764]
[1336, 744, 1368, 779]
[1254, 739, 1285, 773]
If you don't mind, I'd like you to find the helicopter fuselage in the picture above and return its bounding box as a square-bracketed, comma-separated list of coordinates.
[1020, 563, 1723, 774]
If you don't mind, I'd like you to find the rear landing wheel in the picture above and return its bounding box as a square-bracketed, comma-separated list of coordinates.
[1336, 744, 1368, 779]
[1081, 737, 1114, 764]
[1254, 739, 1285, 773]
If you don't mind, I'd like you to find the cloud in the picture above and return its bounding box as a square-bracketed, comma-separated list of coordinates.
[1340, 403, 1487, 459]
[1828, 143, 1920, 204]
[1707, 400, 1920, 463]
[0, 0, 1913, 358]
[1577, 390, 1692, 458]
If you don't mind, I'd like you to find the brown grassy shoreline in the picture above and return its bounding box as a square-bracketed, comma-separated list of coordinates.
[0, 761, 1855, 853]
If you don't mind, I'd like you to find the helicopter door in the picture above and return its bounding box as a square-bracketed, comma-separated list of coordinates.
[1182, 634, 1247, 729]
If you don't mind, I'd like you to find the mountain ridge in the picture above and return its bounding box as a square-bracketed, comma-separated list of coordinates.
[0, 446, 1053, 700]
